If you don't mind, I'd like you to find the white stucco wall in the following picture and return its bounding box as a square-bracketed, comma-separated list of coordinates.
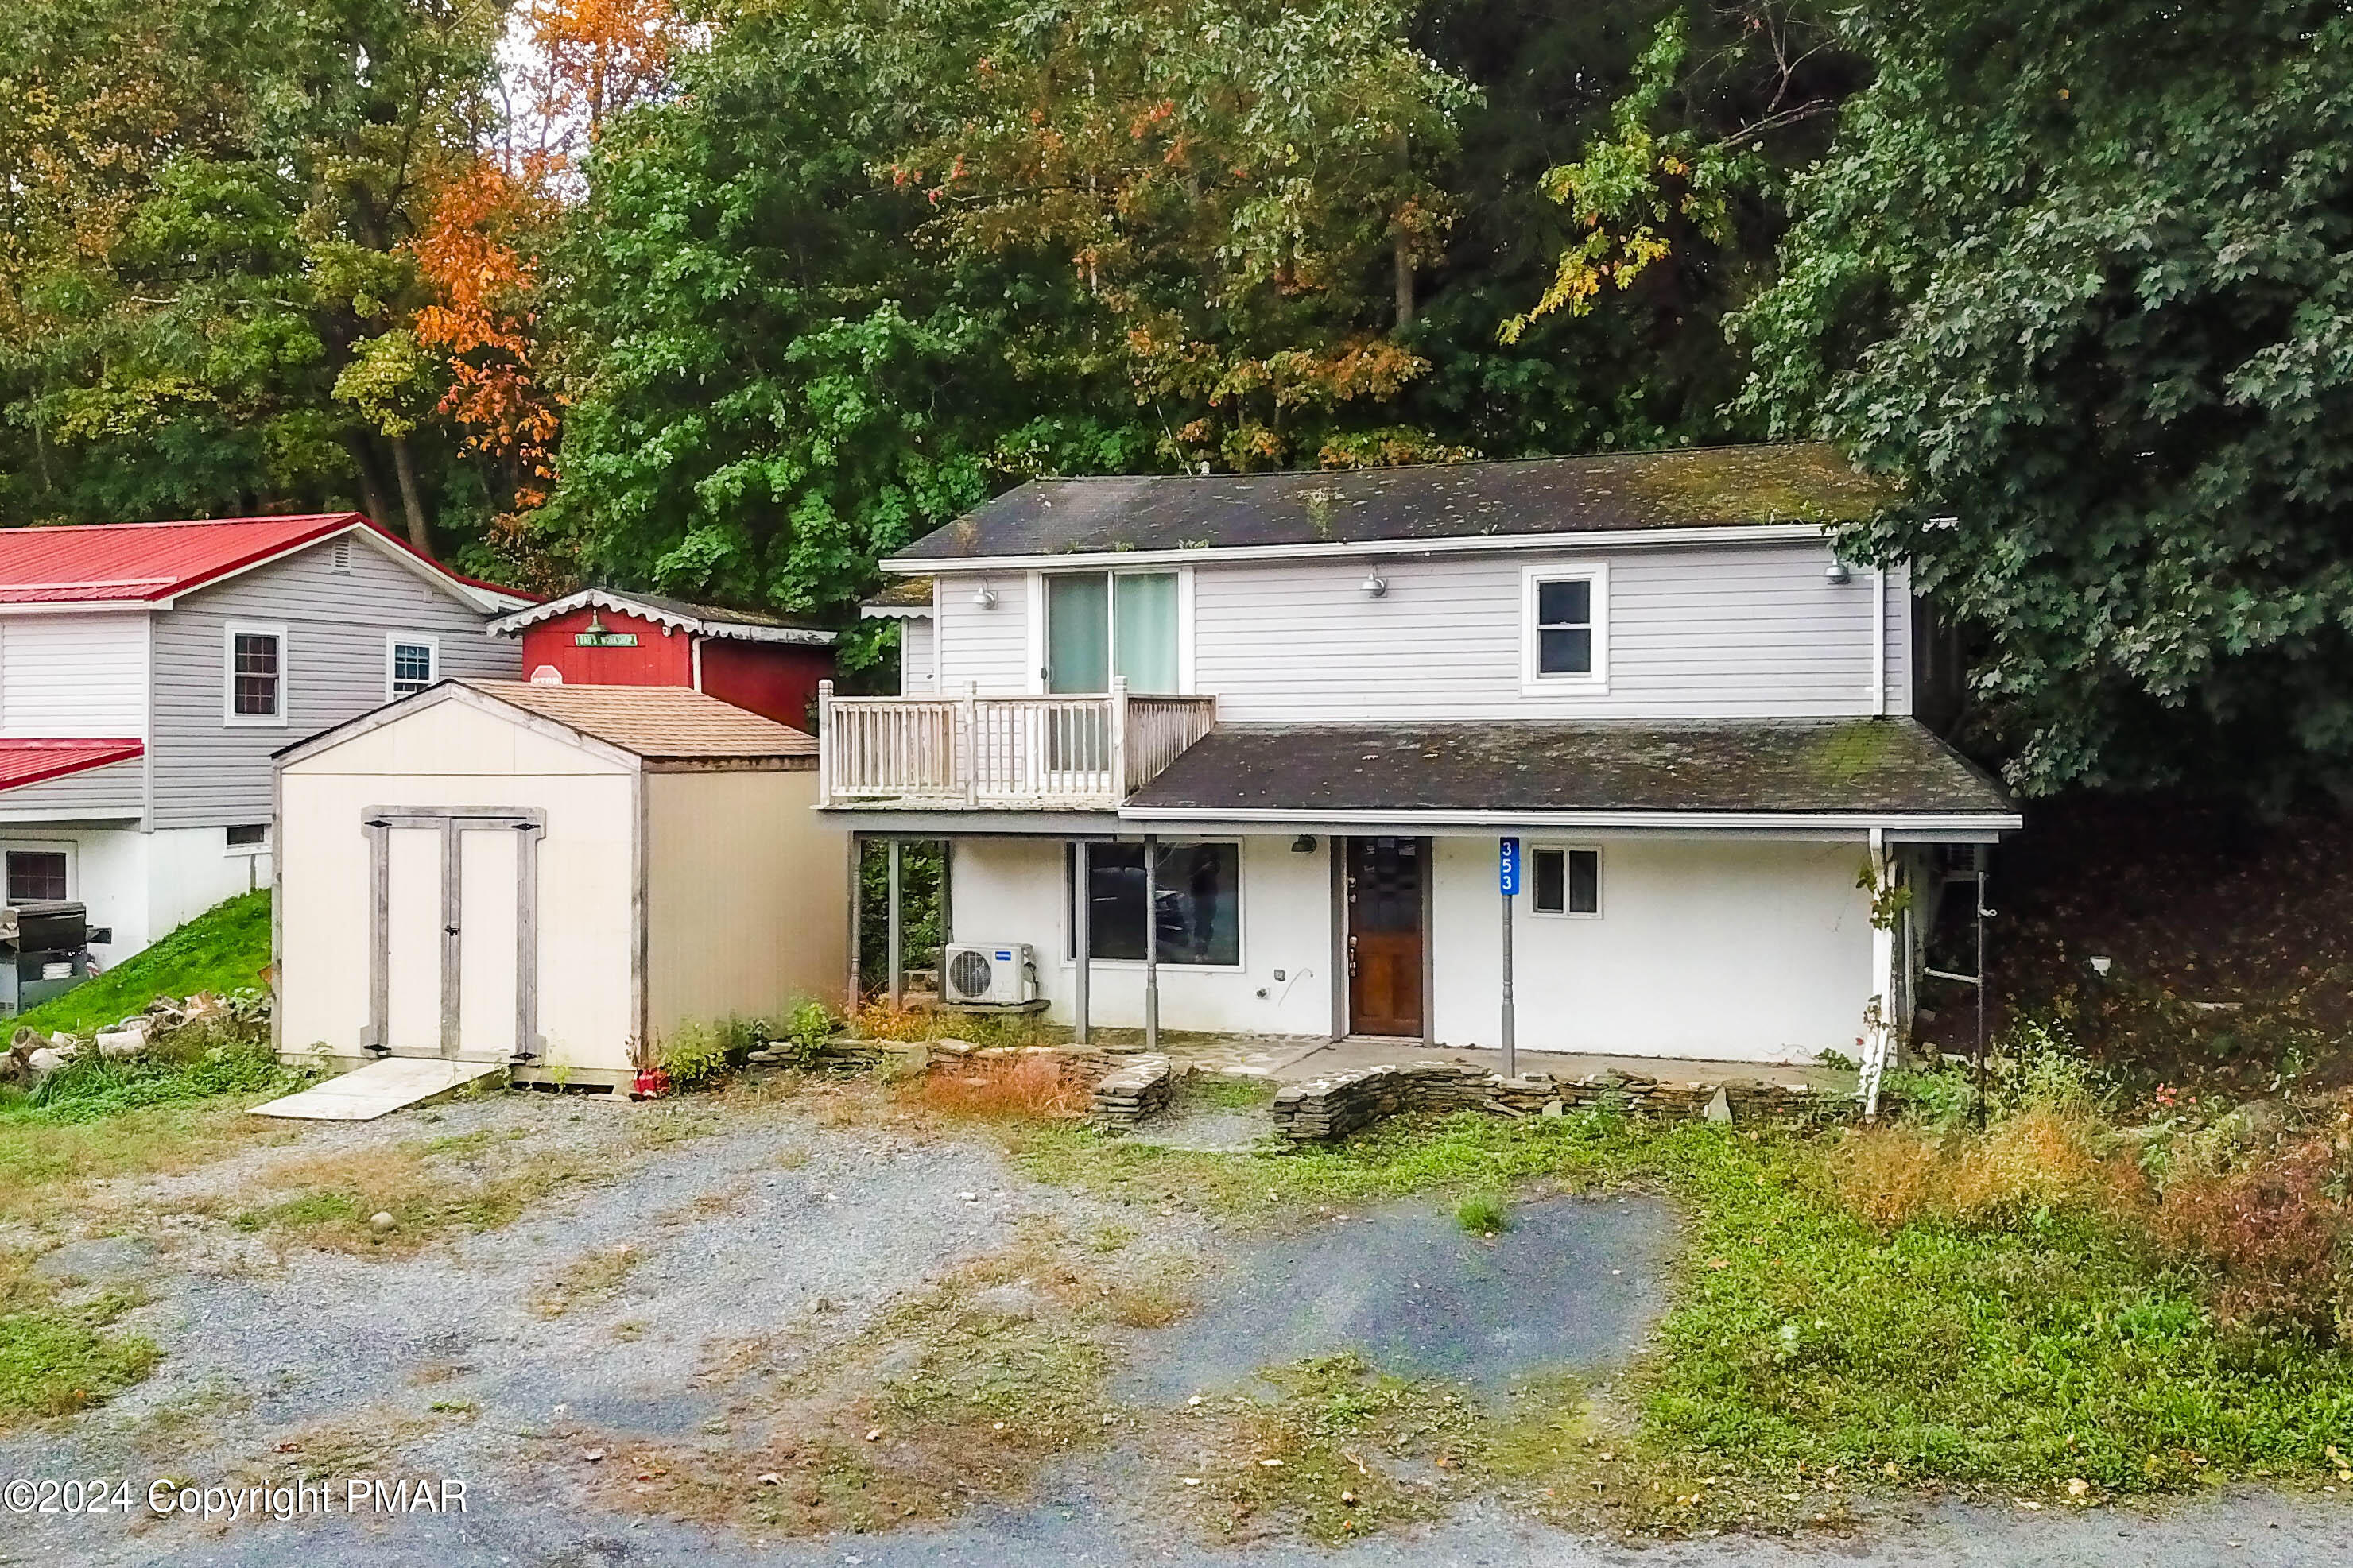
[1428, 835, 1875, 1063]
[947, 830, 1876, 1063]
[948, 834, 1335, 1037]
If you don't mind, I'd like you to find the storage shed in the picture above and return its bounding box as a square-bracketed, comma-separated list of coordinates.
[272, 679, 847, 1088]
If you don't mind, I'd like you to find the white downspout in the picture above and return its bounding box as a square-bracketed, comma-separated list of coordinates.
[1872, 567, 1888, 718]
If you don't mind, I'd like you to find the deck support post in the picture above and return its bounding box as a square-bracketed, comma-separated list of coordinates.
[1143, 833, 1160, 1054]
[846, 834, 863, 1010]
[1073, 839, 1091, 1046]
[1859, 827, 1895, 1120]
[886, 838, 903, 1010]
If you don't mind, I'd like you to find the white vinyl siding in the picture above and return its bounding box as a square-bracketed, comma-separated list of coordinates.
[935, 571, 1030, 694]
[0, 759, 145, 821]
[0, 613, 148, 738]
[149, 536, 521, 829]
[1187, 539, 1909, 721]
[899, 618, 937, 695]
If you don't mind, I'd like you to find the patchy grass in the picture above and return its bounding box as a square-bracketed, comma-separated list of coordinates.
[0, 1037, 300, 1126]
[1176, 1074, 1278, 1113]
[0, 1102, 293, 1224]
[226, 1140, 581, 1253]
[0, 1252, 158, 1427]
[1010, 1106, 2353, 1517]
[905, 1053, 1090, 1121]
[13, 891, 271, 1037]
[529, 1245, 642, 1318]
[1455, 1191, 1510, 1235]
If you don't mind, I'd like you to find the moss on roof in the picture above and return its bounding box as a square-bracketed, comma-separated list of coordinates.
[895, 443, 1894, 561]
[1611, 444, 1896, 526]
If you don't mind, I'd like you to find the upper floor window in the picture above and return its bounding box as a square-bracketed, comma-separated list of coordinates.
[388, 635, 438, 699]
[1521, 563, 1608, 691]
[1043, 570, 1180, 693]
[224, 624, 287, 726]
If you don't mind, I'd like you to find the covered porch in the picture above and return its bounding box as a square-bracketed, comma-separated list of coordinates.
[838, 714, 2018, 1107]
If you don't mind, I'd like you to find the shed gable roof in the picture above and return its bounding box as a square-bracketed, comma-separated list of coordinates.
[891, 443, 1892, 565]
[460, 681, 819, 762]
[490, 587, 835, 645]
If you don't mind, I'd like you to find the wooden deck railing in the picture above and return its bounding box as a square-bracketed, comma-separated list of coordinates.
[816, 678, 1216, 809]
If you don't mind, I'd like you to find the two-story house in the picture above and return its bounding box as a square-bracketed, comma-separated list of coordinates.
[0, 514, 529, 967]
[822, 444, 2018, 1068]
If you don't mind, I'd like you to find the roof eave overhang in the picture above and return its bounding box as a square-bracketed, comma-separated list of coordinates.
[886, 521, 1831, 575]
[490, 587, 835, 645]
[1116, 804, 2021, 841]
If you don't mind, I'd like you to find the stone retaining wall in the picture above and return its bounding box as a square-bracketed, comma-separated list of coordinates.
[1090, 1055, 1173, 1132]
[1270, 1061, 1848, 1144]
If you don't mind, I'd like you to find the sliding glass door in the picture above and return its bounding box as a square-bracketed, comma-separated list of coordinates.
[1046, 571, 1179, 694]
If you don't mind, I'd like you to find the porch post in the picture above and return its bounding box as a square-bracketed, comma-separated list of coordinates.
[1328, 837, 1347, 1041]
[1073, 839, 1091, 1045]
[1500, 839, 1516, 1078]
[846, 834, 863, 1009]
[1143, 833, 1160, 1053]
[1860, 827, 1896, 1120]
[886, 838, 904, 1009]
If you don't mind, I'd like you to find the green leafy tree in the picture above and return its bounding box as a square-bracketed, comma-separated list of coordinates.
[1739, 0, 2353, 799]
[0, 0, 503, 551]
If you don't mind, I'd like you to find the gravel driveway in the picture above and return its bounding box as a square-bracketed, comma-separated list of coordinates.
[0, 1078, 2342, 1567]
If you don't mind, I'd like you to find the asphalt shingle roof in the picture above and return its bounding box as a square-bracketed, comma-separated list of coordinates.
[894, 443, 1891, 562]
[1123, 718, 2014, 819]
[463, 680, 817, 765]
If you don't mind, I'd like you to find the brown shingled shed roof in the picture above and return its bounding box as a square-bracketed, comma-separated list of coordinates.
[463, 680, 817, 766]
[1122, 718, 2013, 820]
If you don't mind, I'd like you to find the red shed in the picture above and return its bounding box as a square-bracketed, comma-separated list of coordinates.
[489, 589, 837, 731]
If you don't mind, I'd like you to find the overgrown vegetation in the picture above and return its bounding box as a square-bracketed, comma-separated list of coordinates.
[905, 1052, 1091, 1121]
[11, 892, 271, 1038]
[657, 1016, 762, 1090]
[998, 1051, 2353, 1515]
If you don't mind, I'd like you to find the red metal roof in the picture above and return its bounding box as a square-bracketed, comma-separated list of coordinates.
[0, 513, 530, 605]
[0, 738, 143, 792]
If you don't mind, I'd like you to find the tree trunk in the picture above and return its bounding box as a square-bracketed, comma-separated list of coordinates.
[1394, 224, 1415, 328]
[387, 434, 432, 556]
[341, 432, 393, 530]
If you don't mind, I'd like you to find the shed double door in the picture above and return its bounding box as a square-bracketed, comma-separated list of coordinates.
[1346, 836, 1426, 1038]
[370, 809, 545, 1062]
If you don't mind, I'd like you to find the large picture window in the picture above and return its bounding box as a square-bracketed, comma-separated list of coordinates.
[1067, 841, 1240, 966]
[1045, 571, 1180, 693]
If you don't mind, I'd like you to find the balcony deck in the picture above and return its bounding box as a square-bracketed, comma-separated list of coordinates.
[817, 680, 1216, 810]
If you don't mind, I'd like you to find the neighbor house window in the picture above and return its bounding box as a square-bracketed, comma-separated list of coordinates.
[1066, 841, 1240, 966]
[225, 824, 269, 855]
[5, 850, 68, 903]
[224, 625, 287, 723]
[1530, 846, 1600, 916]
[388, 636, 437, 699]
[1521, 563, 1608, 689]
[1043, 571, 1181, 693]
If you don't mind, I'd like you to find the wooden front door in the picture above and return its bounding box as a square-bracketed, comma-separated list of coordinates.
[1347, 836, 1425, 1037]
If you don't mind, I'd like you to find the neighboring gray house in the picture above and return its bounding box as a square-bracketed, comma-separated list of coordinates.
[0, 513, 529, 966]
[824, 443, 2018, 1085]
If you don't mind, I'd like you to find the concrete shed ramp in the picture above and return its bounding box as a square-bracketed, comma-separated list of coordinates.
[250, 1056, 506, 1121]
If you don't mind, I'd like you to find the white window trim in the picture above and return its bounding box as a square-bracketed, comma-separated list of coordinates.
[1520, 561, 1610, 695]
[1061, 837, 1246, 972]
[1525, 842, 1603, 919]
[385, 632, 440, 702]
[223, 824, 271, 858]
[1026, 566, 1196, 695]
[0, 840, 76, 901]
[222, 621, 289, 727]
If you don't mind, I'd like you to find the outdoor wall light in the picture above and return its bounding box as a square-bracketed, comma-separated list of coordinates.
[1290, 834, 1318, 853]
[972, 583, 998, 610]
[1824, 561, 1852, 585]
[1361, 572, 1388, 598]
